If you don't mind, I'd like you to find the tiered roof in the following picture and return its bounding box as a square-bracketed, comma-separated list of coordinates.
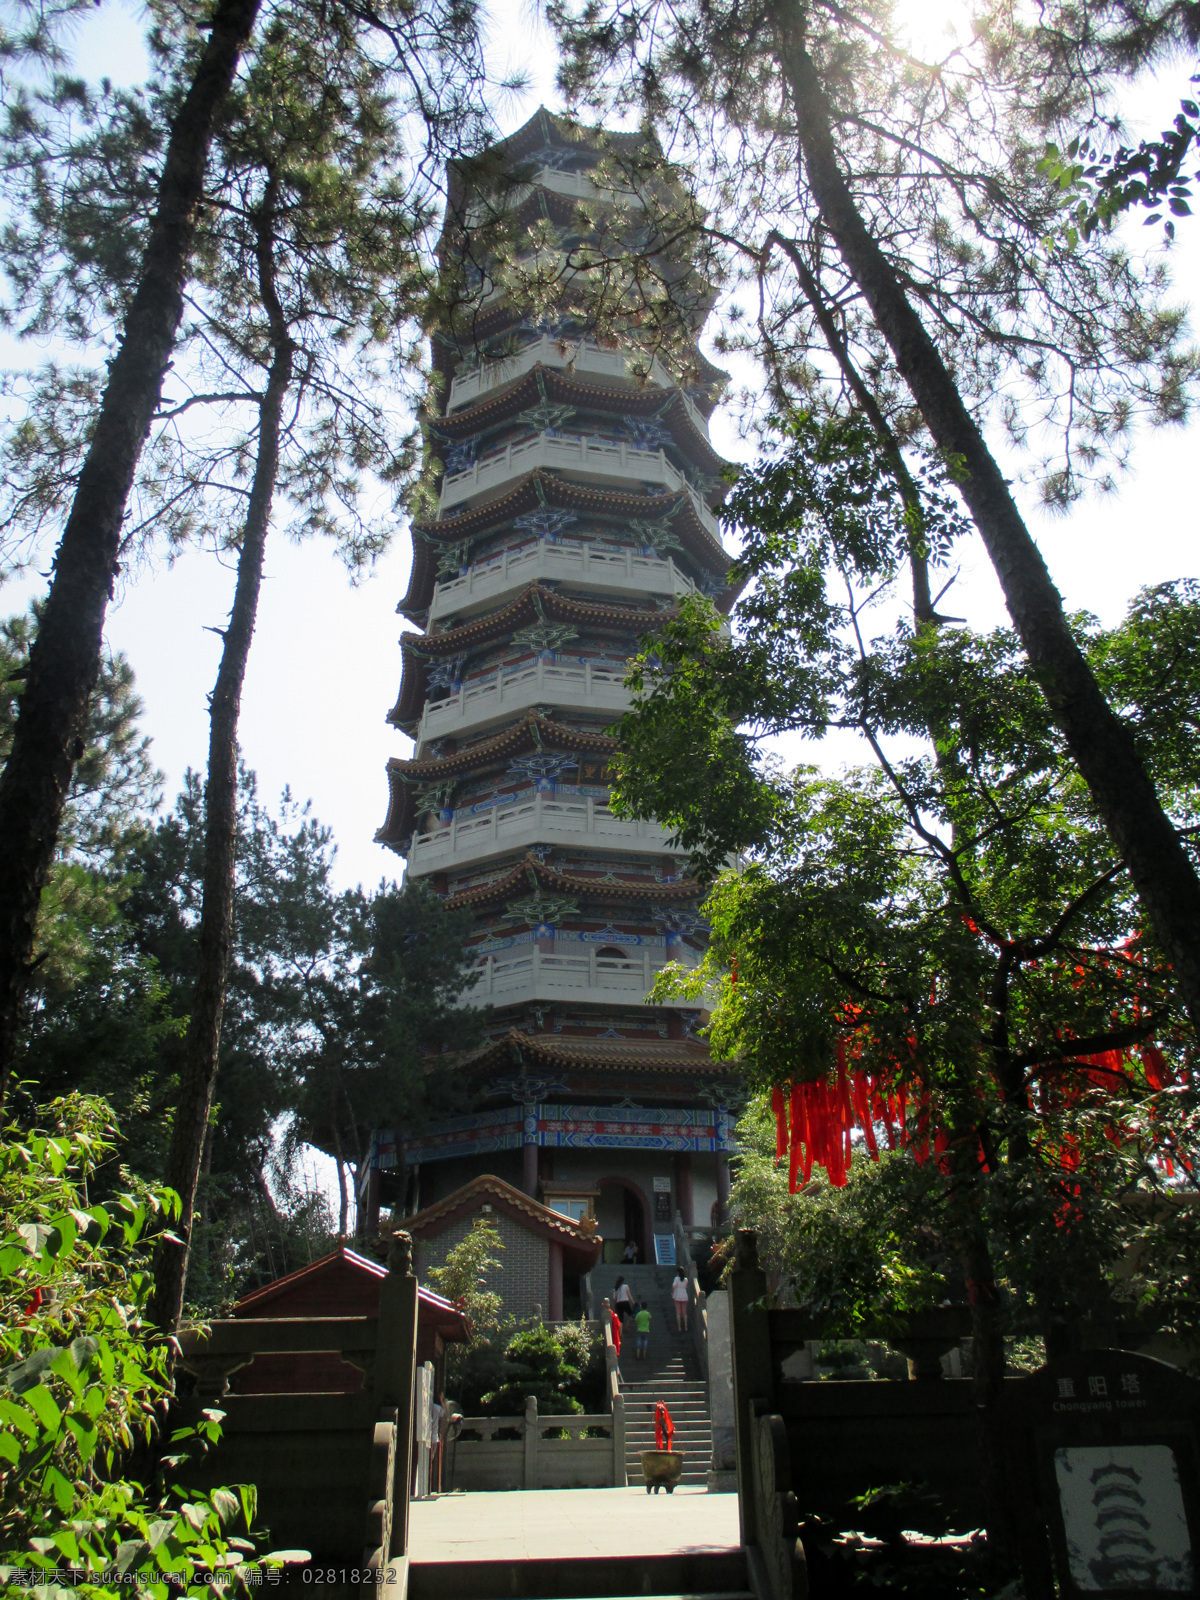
[443, 852, 704, 914]
[388, 583, 670, 728]
[399, 470, 737, 622]
[433, 363, 728, 479]
[377, 711, 618, 844]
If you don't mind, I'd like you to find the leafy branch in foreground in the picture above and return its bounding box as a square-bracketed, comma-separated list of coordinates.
[0, 1093, 287, 1594]
[1040, 74, 1200, 244]
[614, 416, 1200, 1534]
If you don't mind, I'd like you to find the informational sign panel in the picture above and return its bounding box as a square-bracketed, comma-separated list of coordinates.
[1000, 1350, 1200, 1600]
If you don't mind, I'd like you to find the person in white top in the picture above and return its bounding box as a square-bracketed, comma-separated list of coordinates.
[613, 1275, 636, 1323]
[671, 1268, 690, 1331]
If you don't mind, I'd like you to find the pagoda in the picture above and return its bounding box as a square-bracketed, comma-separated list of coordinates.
[371, 108, 740, 1286]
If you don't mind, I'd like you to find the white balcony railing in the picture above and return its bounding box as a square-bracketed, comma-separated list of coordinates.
[439, 432, 721, 541]
[428, 540, 697, 625]
[447, 335, 709, 440]
[416, 656, 631, 748]
[465, 945, 698, 1008]
[405, 791, 680, 876]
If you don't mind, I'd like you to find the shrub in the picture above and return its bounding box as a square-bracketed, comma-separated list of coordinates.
[0, 1095, 274, 1595]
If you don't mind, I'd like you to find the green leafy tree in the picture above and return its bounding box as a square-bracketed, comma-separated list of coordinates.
[480, 1325, 586, 1416]
[614, 420, 1200, 1534]
[425, 1217, 505, 1347]
[0, 0, 261, 1095]
[536, 0, 1200, 1034]
[286, 881, 486, 1236]
[122, 769, 343, 1305]
[0, 611, 177, 1176]
[0, 1093, 275, 1593]
[728, 1099, 949, 1331]
[1040, 71, 1200, 243]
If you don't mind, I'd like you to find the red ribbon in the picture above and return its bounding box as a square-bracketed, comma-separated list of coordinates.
[654, 1401, 675, 1451]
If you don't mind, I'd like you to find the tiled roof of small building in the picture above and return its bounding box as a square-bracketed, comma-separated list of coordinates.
[405, 1172, 602, 1273]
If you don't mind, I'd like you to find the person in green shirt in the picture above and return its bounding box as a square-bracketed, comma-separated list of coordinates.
[635, 1303, 652, 1360]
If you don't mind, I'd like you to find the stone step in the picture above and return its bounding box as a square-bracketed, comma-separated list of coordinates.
[409, 1551, 750, 1600]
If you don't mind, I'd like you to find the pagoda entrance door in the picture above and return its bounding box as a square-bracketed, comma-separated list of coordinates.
[597, 1176, 650, 1264]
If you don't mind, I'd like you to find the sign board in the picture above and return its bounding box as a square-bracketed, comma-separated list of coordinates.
[654, 1234, 676, 1267]
[1001, 1350, 1200, 1600]
[653, 1177, 672, 1193]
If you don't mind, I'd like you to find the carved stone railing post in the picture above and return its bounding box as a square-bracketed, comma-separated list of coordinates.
[748, 1401, 808, 1600]
[729, 1229, 771, 1548]
[611, 1388, 627, 1487]
[523, 1396, 539, 1488]
[374, 1230, 418, 1562]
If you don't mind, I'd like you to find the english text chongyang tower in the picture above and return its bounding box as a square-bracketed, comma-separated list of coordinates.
[372, 107, 740, 1311]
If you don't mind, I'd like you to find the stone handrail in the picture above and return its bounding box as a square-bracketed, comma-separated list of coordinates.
[446, 335, 708, 441]
[450, 1394, 624, 1490]
[673, 1212, 709, 1381]
[428, 539, 697, 623]
[604, 1320, 628, 1486]
[439, 431, 723, 542]
[465, 945, 699, 1007]
[416, 655, 631, 745]
[406, 793, 680, 874]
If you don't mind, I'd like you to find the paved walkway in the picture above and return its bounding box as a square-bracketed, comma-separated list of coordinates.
[409, 1487, 740, 1561]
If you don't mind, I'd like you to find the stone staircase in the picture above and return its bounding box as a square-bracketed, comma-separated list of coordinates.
[409, 1552, 753, 1600]
[589, 1263, 713, 1488]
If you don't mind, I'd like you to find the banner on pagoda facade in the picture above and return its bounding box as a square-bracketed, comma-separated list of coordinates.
[370, 1102, 733, 1168]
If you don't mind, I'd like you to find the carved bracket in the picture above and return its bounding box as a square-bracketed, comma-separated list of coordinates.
[749, 1400, 808, 1600]
[177, 1353, 252, 1402]
[362, 1407, 399, 1581]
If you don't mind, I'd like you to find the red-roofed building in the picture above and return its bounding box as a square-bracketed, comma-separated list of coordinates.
[230, 1244, 469, 1395]
[405, 1174, 602, 1322]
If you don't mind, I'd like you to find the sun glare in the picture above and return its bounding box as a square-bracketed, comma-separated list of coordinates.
[888, 0, 977, 61]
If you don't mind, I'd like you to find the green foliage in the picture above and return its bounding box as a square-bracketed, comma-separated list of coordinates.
[617, 417, 1200, 1353]
[282, 876, 486, 1236]
[426, 1218, 505, 1347]
[547, 0, 1200, 501]
[0, 0, 496, 572]
[0, 609, 161, 874]
[469, 1322, 606, 1417]
[0, 1095, 271, 1593]
[1040, 75, 1200, 244]
[429, 1223, 604, 1416]
[481, 1325, 586, 1416]
[730, 1100, 948, 1333]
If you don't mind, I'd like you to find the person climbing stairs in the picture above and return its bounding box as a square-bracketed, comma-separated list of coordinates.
[590, 1262, 713, 1487]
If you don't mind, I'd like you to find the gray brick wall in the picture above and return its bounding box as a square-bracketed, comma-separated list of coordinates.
[415, 1209, 549, 1320]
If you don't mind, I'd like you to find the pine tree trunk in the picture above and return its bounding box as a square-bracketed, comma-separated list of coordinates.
[768, 0, 1200, 1030]
[0, 0, 260, 1107]
[150, 182, 294, 1331]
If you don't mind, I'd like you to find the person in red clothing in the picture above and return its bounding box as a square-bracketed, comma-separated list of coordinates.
[603, 1295, 622, 1377]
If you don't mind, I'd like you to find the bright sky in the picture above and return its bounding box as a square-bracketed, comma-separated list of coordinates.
[5, 0, 1199, 891]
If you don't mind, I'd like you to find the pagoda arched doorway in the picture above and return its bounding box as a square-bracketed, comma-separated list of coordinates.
[597, 1175, 650, 1264]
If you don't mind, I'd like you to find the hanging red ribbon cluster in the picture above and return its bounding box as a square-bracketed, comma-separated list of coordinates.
[770, 1041, 941, 1193]
[771, 1036, 1179, 1195]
